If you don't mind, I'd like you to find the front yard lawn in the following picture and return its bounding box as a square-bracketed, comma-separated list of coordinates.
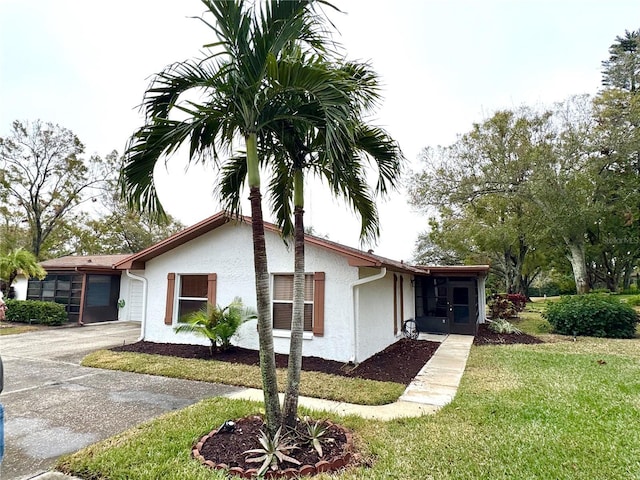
[82, 349, 405, 405]
[61, 333, 640, 479]
[0, 321, 40, 335]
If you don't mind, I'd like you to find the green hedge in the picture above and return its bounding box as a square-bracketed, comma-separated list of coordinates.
[543, 294, 638, 338]
[4, 299, 68, 326]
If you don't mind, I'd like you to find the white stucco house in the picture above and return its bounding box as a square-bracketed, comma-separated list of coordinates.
[20, 212, 489, 363]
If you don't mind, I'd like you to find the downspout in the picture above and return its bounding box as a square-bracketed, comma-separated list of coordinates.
[350, 267, 387, 364]
[126, 270, 148, 342]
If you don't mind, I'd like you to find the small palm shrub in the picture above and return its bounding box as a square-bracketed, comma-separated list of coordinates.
[488, 318, 522, 335]
[174, 297, 256, 355]
[543, 294, 638, 338]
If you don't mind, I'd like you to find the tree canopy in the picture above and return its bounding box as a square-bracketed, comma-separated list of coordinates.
[410, 27, 640, 295]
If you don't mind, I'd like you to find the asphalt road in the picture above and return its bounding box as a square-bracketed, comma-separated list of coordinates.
[0, 322, 242, 480]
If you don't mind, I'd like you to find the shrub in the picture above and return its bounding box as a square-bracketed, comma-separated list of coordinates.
[4, 299, 68, 326]
[488, 319, 522, 334]
[625, 295, 640, 307]
[174, 297, 256, 355]
[506, 293, 527, 312]
[487, 295, 517, 319]
[543, 294, 638, 338]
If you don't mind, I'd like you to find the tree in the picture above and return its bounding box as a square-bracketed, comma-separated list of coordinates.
[0, 248, 46, 297]
[218, 58, 402, 428]
[0, 120, 110, 259]
[410, 102, 603, 295]
[70, 152, 184, 255]
[409, 110, 552, 296]
[121, 0, 351, 434]
[590, 89, 640, 290]
[602, 29, 640, 92]
[526, 97, 598, 294]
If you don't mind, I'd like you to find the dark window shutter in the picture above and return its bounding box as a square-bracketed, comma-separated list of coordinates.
[207, 273, 217, 306]
[313, 272, 325, 336]
[165, 273, 176, 325]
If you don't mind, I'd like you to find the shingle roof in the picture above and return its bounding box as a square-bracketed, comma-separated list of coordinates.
[111, 211, 488, 276]
[40, 254, 131, 271]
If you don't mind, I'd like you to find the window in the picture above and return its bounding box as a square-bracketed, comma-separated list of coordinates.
[177, 274, 208, 322]
[272, 274, 314, 331]
[86, 275, 112, 307]
[164, 273, 217, 325]
[27, 274, 83, 323]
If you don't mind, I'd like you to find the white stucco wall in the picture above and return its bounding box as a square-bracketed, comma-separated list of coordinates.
[354, 270, 414, 362]
[12, 275, 28, 300]
[141, 221, 360, 362]
[117, 273, 143, 322]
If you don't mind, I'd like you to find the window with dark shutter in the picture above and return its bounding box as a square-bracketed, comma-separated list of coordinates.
[177, 274, 208, 322]
[272, 274, 314, 331]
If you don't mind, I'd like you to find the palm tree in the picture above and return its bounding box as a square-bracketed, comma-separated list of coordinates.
[218, 59, 403, 428]
[0, 248, 47, 297]
[120, 0, 350, 434]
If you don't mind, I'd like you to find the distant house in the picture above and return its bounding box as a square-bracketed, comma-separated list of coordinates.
[16, 255, 130, 324]
[17, 212, 489, 362]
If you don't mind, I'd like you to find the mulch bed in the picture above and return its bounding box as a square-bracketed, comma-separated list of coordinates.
[195, 415, 352, 476]
[473, 323, 544, 346]
[112, 337, 440, 385]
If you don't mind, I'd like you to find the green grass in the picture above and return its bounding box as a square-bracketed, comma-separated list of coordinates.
[59, 336, 640, 479]
[82, 350, 404, 405]
[0, 322, 39, 335]
[510, 300, 554, 335]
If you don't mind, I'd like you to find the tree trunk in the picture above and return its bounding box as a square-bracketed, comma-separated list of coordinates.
[503, 251, 513, 293]
[282, 195, 305, 428]
[246, 133, 281, 434]
[566, 239, 590, 294]
[622, 263, 633, 291]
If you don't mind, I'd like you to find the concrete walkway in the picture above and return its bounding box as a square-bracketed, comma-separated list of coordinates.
[224, 334, 474, 420]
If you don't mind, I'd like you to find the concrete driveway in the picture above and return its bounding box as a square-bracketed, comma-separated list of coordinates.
[0, 322, 242, 480]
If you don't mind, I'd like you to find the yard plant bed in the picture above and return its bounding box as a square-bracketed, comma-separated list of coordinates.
[193, 415, 353, 478]
[112, 338, 440, 385]
[473, 323, 543, 346]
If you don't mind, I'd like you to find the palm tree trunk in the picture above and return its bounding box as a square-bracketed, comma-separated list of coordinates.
[282, 170, 305, 428]
[247, 133, 282, 434]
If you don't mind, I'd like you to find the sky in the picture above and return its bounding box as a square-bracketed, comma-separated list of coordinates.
[1, 0, 639, 261]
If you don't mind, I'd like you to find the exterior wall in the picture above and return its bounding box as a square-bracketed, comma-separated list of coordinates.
[398, 275, 416, 324]
[355, 269, 393, 362]
[12, 275, 28, 300]
[117, 273, 143, 322]
[141, 221, 359, 362]
[352, 269, 409, 362]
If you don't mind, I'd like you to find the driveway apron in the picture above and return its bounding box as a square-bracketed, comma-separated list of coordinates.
[0, 322, 242, 480]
